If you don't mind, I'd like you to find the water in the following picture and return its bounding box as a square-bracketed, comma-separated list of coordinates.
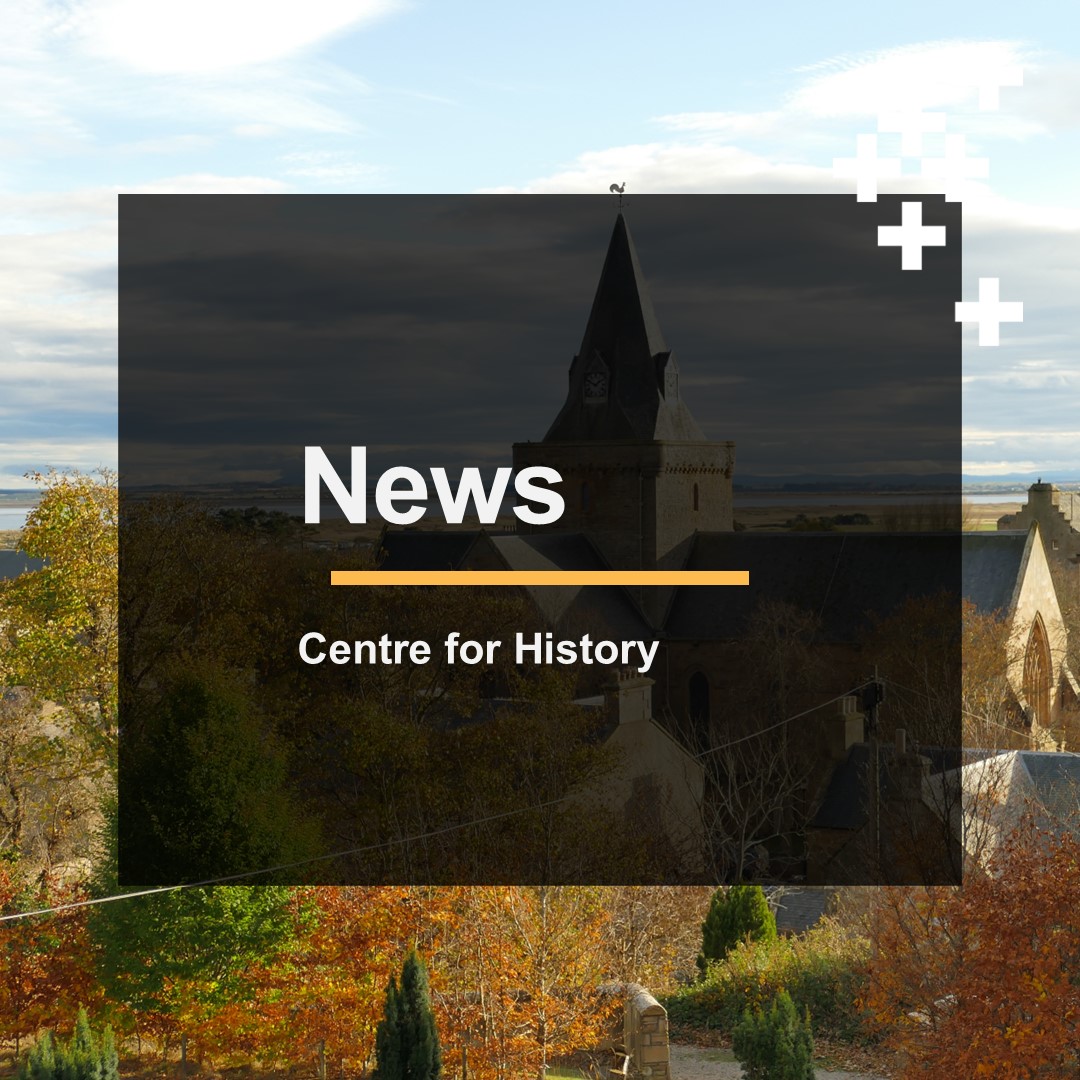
[0, 507, 30, 531]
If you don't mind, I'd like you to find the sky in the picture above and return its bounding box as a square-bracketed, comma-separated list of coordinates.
[120, 196, 958, 487]
[3, 0, 1079, 489]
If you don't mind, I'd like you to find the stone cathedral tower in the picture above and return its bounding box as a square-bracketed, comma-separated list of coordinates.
[513, 213, 735, 598]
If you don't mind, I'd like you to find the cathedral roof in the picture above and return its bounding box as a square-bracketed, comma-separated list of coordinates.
[960, 529, 1030, 616]
[542, 213, 706, 444]
[665, 532, 962, 642]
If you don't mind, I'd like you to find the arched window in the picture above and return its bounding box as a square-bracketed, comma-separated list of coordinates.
[692, 483, 699, 511]
[581, 481, 590, 512]
[1023, 614, 1052, 730]
[688, 672, 710, 753]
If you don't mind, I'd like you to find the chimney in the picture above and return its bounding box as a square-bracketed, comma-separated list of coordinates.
[603, 670, 655, 726]
[827, 694, 863, 760]
[888, 730, 932, 806]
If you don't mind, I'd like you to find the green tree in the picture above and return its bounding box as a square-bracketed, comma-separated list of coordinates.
[696, 885, 776, 976]
[119, 669, 321, 882]
[731, 990, 815, 1080]
[89, 808, 301, 1038]
[374, 949, 442, 1080]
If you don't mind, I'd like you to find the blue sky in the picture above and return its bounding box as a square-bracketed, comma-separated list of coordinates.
[3, 1, 1079, 488]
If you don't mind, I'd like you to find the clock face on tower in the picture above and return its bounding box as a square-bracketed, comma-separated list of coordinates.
[664, 366, 678, 399]
[584, 371, 608, 402]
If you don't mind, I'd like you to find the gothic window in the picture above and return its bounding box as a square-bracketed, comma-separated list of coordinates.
[692, 483, 699, 511]
[1023, 614, 1052, 730]
[688, 672, 710, 753]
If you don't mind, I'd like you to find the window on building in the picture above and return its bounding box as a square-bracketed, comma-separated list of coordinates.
[581, 481, 590, 512]
[688, 672, 710, 753]
[1023, 614, 1052, 730]
[692, 483, 699, 511]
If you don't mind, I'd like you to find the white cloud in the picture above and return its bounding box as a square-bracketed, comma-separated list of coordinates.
[791, 40, 1030, 117]
[69, 0, 404, 75]
[280, 151, 382, 182]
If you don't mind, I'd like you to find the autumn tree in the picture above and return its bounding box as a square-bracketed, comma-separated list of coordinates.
[0, 470, 118, 755]
[244, 887, 435, 1075]
[438, 887, 615, 1080]
[0, 867, 98, 1059]
[865, 818, 1080, 1077]
[599, 886, 713, 991]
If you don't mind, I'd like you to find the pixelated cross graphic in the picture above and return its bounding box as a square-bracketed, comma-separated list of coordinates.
[877, 201, 946, 270]
[977, 65, 1023, 110]
[955, 278, 1023, 346]
[877, 109, 946, 157]
[920, 133, 989, 202]
[833, 134, 901, 202]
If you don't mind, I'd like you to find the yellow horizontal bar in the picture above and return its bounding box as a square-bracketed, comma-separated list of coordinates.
[331, 570, 750, 587]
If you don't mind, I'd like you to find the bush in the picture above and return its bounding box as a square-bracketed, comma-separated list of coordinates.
[696, 885, 777, 975]
[18, 1009, 119, 1080]
[669, 918, 871, 1042]
[732, 990, 815, 1080]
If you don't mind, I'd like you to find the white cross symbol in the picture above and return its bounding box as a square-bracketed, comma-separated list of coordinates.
[955, 278, 1023, 346]
[878, 110, 946, 157]
[877, 201, 947, 270]
[920, 133, 989, 202]
[977, 65, 1023, 110]
[833, 134, 901, 203]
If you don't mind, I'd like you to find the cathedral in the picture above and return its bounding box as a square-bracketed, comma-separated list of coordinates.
[380, 212, 960, 749]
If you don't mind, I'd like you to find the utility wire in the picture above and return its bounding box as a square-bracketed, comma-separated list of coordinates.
[693, 682, 870, 760]
[0, 795, 573, 925]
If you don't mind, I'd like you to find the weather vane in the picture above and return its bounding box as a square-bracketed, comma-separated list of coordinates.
[609, 181, 626, 210]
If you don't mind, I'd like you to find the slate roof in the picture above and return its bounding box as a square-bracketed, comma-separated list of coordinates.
[376, 529, 964, 645]
[543, 214, 705, 445]
[810, 743, 960, 831]
[476, 532, 653, 639]
[375, 530, 482, 572]
[765, 886, 836, 934]
[961, 530, 1029, 616]
[666, 532, 961, 642]
[0, 551, 43, 580]
[1017, 751, 1080, 823]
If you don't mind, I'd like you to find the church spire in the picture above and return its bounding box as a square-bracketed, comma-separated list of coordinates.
[576, 212, 669, 366]
[542, 212, 704, 443]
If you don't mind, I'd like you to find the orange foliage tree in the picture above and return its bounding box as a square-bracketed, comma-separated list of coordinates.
[245, 887, 436, 1074]
[865, 819, 1080, 1078]
[436, 886, 616, 1080]
[0, 868, 98, 1059]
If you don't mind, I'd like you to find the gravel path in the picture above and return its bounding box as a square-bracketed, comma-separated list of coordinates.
[669, 1044, 888, 1080]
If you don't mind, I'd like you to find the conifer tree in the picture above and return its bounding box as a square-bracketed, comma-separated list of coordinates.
[374, 949, 442, 1080]
[696, 884, 777, 976]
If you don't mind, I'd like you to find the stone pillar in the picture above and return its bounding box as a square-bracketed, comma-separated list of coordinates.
[623, 985, 670, 1080]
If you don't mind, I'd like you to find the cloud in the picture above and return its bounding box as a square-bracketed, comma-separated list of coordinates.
[279, 151, 382, 182]
[68, 0, 404, 75]
[791, 40, 1030, 116]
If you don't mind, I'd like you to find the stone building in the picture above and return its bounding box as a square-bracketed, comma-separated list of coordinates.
[998, 480, 1080, 565]
[379, 212, 963, 882]
[963, 522, 1078, 749]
